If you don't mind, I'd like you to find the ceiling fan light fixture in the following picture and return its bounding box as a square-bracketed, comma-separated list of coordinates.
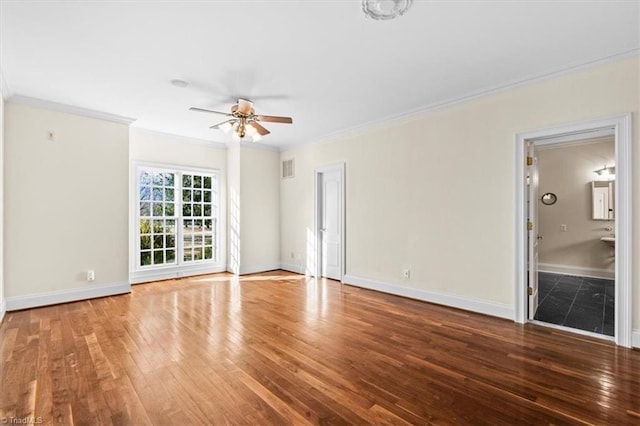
[219, 121, 233, 133]
[362, 0, 412, 20]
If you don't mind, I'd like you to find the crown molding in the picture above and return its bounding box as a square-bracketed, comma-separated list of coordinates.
[8, 94, 136, 125]
[281, 48, 640, 152]
[131, 127, 228, 150]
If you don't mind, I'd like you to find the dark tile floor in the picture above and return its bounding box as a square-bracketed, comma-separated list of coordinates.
[534, 272, 614, 336]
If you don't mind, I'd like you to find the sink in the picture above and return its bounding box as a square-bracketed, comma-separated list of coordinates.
[601, 236, 615, 247]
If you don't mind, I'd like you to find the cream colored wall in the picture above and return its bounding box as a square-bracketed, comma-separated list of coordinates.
[238, 145, 280, 273]
[129, 128, 228, 274]
[5, 103, 130, 298]
[537, 139, 615, 276]
[280, 57, 639, 328]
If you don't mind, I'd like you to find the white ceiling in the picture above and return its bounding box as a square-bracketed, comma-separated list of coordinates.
[1, 1, 638, 149]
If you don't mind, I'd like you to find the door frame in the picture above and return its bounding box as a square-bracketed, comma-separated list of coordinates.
[314, 163, 346, 280]
[514, 113, 632, 347]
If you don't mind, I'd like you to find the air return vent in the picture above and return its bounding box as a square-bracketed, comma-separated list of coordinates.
[282, 158, 295, 179]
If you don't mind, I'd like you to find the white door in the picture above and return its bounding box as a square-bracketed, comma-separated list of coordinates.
[320, 168, 342, 280]
[528, 142, 539, 320]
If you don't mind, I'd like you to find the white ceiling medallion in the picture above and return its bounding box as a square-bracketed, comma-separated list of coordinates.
[362, 0, 413, 20]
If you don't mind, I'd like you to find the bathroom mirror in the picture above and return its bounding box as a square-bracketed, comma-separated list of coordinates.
[592, 181, 615, 220]
[540, 193, 557, 205]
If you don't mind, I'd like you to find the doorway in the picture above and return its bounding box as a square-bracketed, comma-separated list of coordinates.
[529, 136, 616, 337]
[515, 114, 632, 347]
[314, 163, 345, 281]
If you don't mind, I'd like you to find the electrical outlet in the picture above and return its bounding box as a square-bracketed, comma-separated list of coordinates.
[87, 270, 95, 281]
[560, 224, 567, 232]
[402, 268, 410, 279]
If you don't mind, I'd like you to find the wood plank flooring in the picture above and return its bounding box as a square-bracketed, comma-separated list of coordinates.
[1, 270, 639, 425]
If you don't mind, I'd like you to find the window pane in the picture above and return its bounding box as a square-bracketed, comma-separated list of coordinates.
[153, 173, 164, 186]
[205, 235, 212, 246]
[164, 173, 174, 186]
[140, 202, 150, 216]
[204, 205, 211, 216]
[194, 175, 202, 188]
[204, 191, 211, 203]
[194, 219, 202, 230]
[153, 187, 163, 201]
[153, 235, 164, 249]
[153, 250, 164, 264]
[153, 220, 164, 233]
[194, 190, 202, 202]
[165, 188, 174, 201]
[204, 247, 212, 260]
[166, 235, 175, 248]
[140, 219, 151, 234]
[166, 250, 175, 263]
[183, 174, 192, 187]
[193, 204, 202, 216]
[140, 236, 151, 250]
[140, 171, 151, 185]
[204, 176, 211, 189]
[204, 219, 212, 230]
[194, 247, 203, 260]
[183, 219, 192, 230]
[183, 204, 192, 216]
[182, 190, 192, 202]
[153, 203, 163, 216]
[140, 186, 151, 201]
[183, 248, 192, 262]
[140, 251, 151, 266]
[183, 235, 193, 247]
[165, 203, 174, 216]
[194, 235, 203, 246]
[166, 220, 176, 233]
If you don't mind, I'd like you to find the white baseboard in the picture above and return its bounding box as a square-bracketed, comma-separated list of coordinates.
[6, 281, 131, 311]
[633, 330, 640, 348]
[0, 299, 6, 323]
[343, 274, 513, 320]
[130, 264, 226, 284]
[538, 263, 614, 280]
[238, 262, 282, 275]
[279, 262, 307, 275]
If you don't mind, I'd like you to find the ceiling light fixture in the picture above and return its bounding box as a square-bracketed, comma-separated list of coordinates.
[362, 0, 412, 20]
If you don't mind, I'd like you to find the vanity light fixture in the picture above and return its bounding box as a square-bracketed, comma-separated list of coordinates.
[362, 0, 413, 20]
[594, 165, 616, 181]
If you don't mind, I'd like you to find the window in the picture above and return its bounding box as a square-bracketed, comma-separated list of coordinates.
[136, 165, 218, 270]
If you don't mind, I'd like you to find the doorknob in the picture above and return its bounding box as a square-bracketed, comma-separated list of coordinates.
[537, 234, 543, 240]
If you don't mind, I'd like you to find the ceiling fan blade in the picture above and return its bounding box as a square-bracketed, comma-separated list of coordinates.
[237, 98, 254, 115]
[255, 115, 293, 124]
[210, 119, 236, 130]
[250, 121, 270, 136]
[189, 107, 232, 116]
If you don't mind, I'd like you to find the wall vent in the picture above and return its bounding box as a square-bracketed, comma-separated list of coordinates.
[282, 158, 295, 179]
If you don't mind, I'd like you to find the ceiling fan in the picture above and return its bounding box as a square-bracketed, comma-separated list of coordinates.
[190, 98, 292, 142]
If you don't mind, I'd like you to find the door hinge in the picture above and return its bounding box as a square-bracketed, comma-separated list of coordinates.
[527, 221, 533, 231]
[526, 156, 533, 166]
[528, 287, 533, 296]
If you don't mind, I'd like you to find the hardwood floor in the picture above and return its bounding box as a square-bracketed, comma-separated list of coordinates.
[1, 271, 639, 425]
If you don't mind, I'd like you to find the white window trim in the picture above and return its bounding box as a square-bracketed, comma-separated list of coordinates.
[130, 161, 225, 284]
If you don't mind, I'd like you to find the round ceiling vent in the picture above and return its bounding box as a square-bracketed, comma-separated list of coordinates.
[362, 0, 413, 20]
